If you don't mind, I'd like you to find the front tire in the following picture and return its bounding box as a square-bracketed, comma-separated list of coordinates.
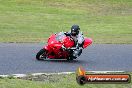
[36, 49, 47, 60]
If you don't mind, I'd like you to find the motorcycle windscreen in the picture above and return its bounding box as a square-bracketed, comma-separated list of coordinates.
[56, 32, 75, 48]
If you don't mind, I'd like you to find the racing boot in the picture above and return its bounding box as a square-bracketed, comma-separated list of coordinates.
[73, 48, 82, 57]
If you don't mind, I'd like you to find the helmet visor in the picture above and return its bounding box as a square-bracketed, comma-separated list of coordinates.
[71, 31, 77, 36]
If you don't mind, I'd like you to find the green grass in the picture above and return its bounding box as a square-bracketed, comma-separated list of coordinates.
[0, 0, 132, 43]
[0, 73, 132, 88]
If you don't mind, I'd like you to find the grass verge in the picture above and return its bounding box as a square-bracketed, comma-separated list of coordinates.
[0, 72, 132, 88]
[0, 0, 132, 43]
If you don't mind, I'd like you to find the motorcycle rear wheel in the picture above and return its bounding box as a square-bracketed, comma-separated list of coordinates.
[36, 49, 47, 60]
[67, 56, 77, 61]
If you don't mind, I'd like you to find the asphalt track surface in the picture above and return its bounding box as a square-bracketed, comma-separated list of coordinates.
[0, 43, 132, 75]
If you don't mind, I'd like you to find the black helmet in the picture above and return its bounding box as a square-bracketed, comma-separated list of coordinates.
[71, 25, 80, 36]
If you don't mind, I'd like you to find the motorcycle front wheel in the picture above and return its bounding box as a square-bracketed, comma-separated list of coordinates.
[36, 49, 47, 60]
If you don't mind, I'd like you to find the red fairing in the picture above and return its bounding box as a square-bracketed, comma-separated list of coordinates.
[44, 45, 48, 50]
[43, 33, 75, 59]
[83, 38, 92, 48]
[62, 37, 75, 48]
[47, 34, 57, 45]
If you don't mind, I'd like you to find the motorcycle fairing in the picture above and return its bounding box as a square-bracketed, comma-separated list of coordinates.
[83, 38, 92, 48]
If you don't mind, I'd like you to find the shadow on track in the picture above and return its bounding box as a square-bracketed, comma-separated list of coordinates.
[35, 59, 91, 64]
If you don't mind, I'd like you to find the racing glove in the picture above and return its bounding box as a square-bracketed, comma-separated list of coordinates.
[62, 45, 67, 50]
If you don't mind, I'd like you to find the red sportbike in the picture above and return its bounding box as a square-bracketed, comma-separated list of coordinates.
[36, 32, 92, 60]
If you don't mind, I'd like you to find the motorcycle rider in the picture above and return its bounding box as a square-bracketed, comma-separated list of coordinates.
[64, 24, 84, 58]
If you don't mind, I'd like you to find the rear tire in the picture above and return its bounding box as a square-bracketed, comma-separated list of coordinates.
[36, 49, 47, 60]
[67, 56, 76, 61]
